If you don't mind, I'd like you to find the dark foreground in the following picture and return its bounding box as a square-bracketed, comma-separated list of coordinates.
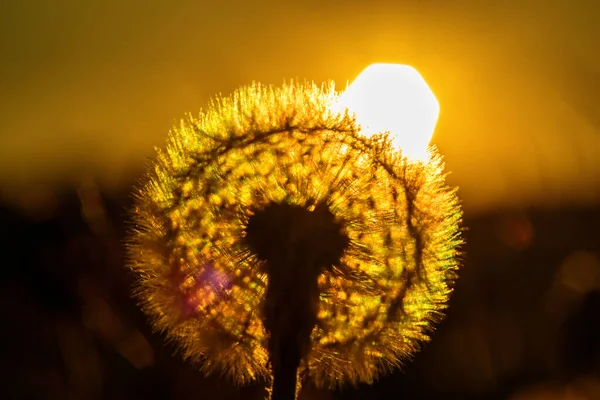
[1, 182, 599, 399]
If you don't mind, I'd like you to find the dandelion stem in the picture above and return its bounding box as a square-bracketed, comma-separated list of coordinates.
[244, 202, 349, 399]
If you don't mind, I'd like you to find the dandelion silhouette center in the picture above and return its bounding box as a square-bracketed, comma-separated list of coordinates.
[127, 81, 462, 388]
[245, 202, 349, 270]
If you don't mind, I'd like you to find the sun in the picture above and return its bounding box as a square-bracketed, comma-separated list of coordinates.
[337, 63, 440, 161]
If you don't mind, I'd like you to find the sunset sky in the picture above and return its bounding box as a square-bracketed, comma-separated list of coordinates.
[1, 0, 599, 213]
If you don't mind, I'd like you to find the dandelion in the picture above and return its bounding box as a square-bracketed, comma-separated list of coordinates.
[126, 81, 462, 399]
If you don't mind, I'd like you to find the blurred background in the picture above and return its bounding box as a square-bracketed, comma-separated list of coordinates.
[1, 0, 599, 399]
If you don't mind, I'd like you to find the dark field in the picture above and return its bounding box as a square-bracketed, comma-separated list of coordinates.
[1, 182, 598, 399]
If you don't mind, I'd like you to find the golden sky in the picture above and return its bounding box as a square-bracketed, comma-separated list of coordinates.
[1, 0, 599, 213]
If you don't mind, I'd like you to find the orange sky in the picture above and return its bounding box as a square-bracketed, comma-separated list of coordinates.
[1, 0, 599, 213]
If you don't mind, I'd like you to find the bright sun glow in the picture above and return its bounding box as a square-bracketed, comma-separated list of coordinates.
[337, 63, 440, 161]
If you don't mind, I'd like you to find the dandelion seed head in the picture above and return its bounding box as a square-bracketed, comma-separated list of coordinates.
[127, 81, 462, 388]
